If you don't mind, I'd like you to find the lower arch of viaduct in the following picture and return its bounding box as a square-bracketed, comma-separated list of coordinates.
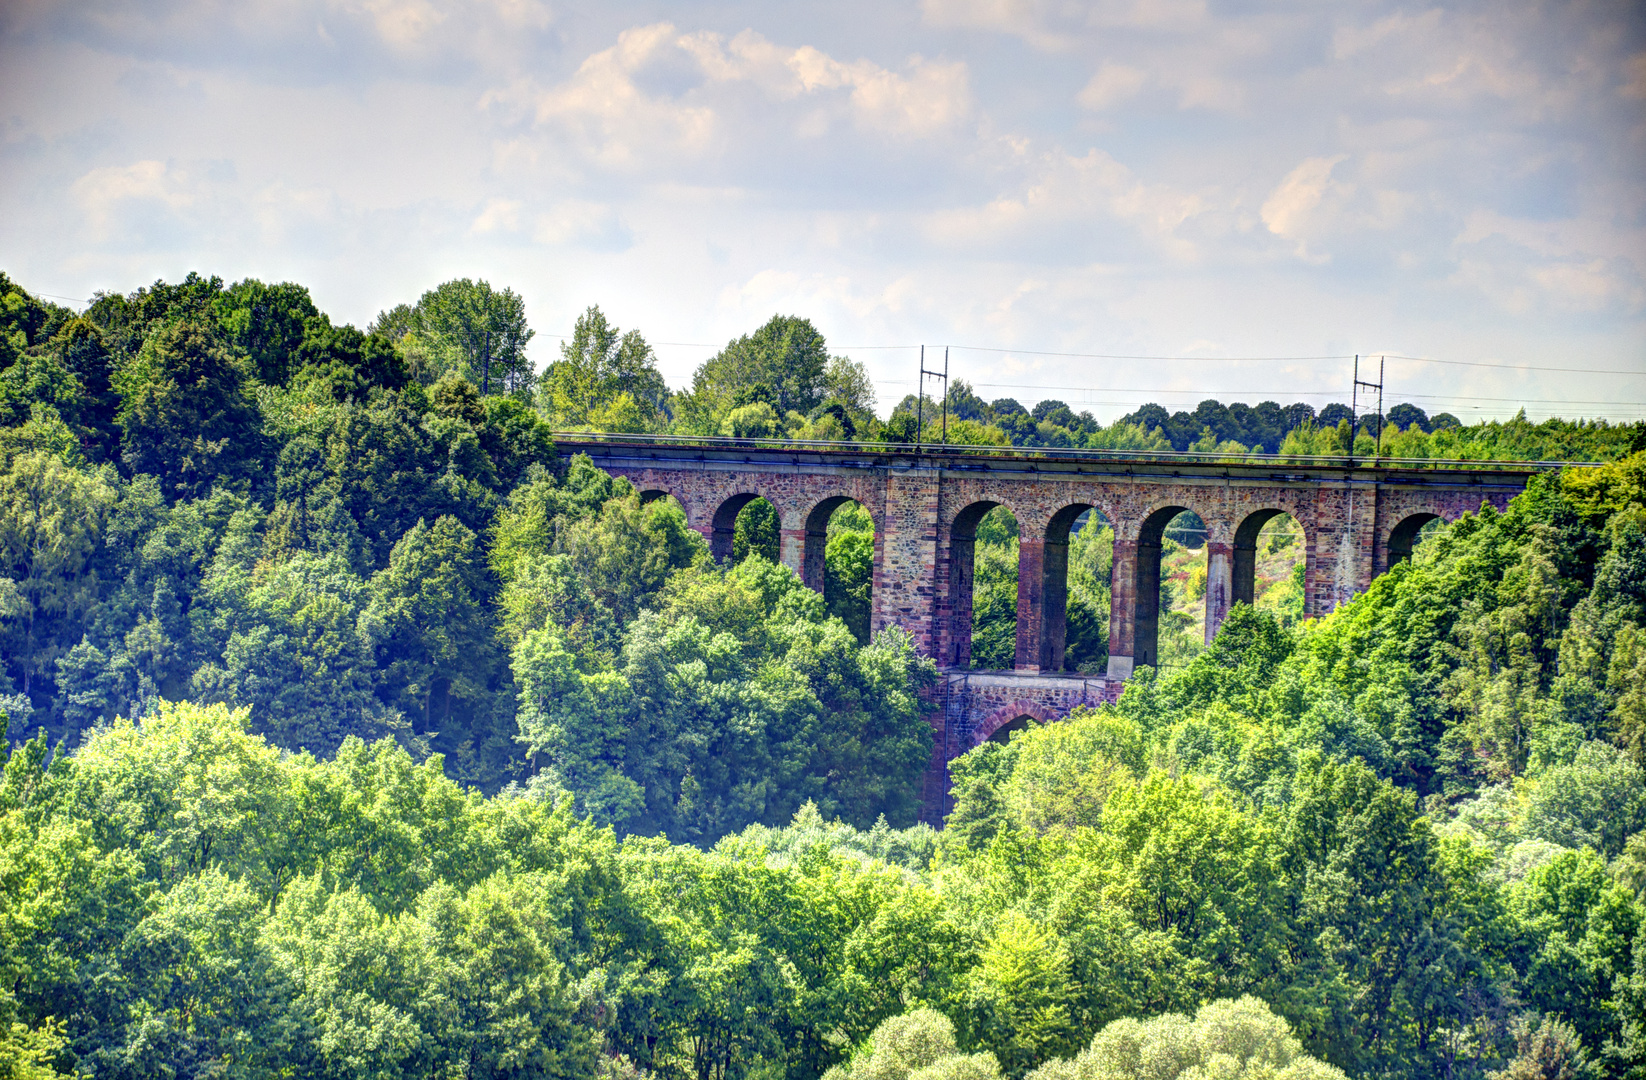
[570, 441, 1530, 822]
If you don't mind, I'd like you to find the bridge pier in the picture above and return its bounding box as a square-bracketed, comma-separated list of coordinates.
[1013, 537, 1047, 672]
[570, 442, 1531, 825]
[925, 670, 1125, 821]
[1204, 541, 1233, 645]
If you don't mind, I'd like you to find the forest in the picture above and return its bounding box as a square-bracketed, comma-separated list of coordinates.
[1, 269, 1644, 1079]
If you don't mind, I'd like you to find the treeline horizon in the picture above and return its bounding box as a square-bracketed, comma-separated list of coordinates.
[7, 268, 1639, 462]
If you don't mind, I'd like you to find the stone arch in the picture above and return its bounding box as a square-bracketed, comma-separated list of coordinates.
[1130, 503, 1193, 670]
[1388, 512, 1441, 568]
[709, 491, 782, 564]
[801, 494, 879, 591]
[1032, 503, 1112, 672]
[973, 700, 1062, 746]
[945, 500, 1008, 668]
[799, 494, 878, 643]
[637, 487, 690, 514]
[1230, 507, 1308, 607]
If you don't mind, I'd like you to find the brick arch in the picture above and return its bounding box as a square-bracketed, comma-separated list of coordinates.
[636, 486, 692, 513]
[615, 469, 697, 521]
[802, 492, 882, 536]
[1385, 511, 1441, 569]
[1229, 504, 1311, 609]
[941, 498, 1023, 669]
[973, 700, 1062, 746]
[1025, 501, 1116, 674]
[708, 490, 786, 563]
[798, 492, 882, 592]
[953, 494, 1032, 534]
[1137, 499, 1219, 544]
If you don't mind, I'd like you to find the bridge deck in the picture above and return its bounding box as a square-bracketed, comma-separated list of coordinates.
[553, 433, 1563, 482]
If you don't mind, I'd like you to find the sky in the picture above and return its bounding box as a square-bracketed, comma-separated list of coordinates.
[2, 0, 1644, 424]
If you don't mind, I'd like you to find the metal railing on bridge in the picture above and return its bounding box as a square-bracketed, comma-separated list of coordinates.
[548, 430, 1602, 472]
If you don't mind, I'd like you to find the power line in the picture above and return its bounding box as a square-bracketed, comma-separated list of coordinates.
[635, 337, 1641, 379]
[948, 345, 1353, 362]
[1381, 353, 1644, 377]
[873, 378, 1644, 409]
[946, 344, 1642, 376]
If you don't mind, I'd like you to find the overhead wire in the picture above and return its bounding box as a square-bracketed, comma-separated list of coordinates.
[868, 378, 1645, 410]
[21, 302, 1642, 408]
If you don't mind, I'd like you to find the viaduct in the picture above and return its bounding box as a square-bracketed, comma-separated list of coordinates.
[557, 438, 1534, 822]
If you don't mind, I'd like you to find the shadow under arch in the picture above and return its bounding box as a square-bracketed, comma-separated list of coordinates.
[1036, 504, 1111, 672]
[1388, 512, 1441, 568]
[1133, 504, 1192, 669]
[974, 699, 1061, 746]
[947, 500, 1003, 668]
[802, 494, 876, 644]
[988, 715, 1037, 744]
[709, 492, 770, 564]
[802, 495, 868, 591]
[1231, 508, 1303, 607]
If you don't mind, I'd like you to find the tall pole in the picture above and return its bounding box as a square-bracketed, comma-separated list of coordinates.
[1376, 355, 1386, 462]
[941, 347, 949, 446]
[1349, 355, 1358, 465]
[915, 346, 924, 449]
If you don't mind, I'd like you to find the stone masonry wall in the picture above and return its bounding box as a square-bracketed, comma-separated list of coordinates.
[572, 444, 1528, 822]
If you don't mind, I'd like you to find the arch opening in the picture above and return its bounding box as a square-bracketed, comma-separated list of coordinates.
[639, 490, 686, 517]
[947, 502, 1019, 669]
[1134, 507, 1206, 670]
[1038, 506, 1113, 672]
[711, 493, 779, 565]
[987, 714, 1039, 744]
[1388, 512, 1441, 568]
[1231, 509, 1306, 628]
[805, 497, 875, 644]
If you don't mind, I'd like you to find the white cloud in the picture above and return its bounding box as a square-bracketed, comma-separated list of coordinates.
[1261, 155, 1351, 260]
[1332, 9, 1443, 60]
[920, 0, 1207, 48]
[1452, 254, 1646, 317]
[1077, 64, 1145, 110]
[6, 0, 1645, 419]
[1622, 52, 1646, 100]
[498, 23, 972, 173]
[71, 160, 199, 237]
[470, 197, 523, 234]
[532, 201, 633, 250]
[924, 146, 1211, 257]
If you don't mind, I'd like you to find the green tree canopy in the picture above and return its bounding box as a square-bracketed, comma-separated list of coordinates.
[115, 319, 262, 499]
[544, 305, 669, 429]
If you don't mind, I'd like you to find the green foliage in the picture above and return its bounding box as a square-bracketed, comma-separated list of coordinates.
[394, 277, 536, 395]
[1493, 1017, 1596, 1080]
[214, 278, 319, 385]
[3, 268, 1644, 1080]
[733, 497, 781, 565]
[970, 508, 1019, 671]
[827, 1008, 1000, 1080]
[1025, 997, 1344, 1080]
[690, 314, 831, 419]
[512, 551, 937, 839]
[115, 318, 263, 499]
[546, 306, 669, 429]
[0, 452, 117, 698]
[827, 503, 875, 645]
